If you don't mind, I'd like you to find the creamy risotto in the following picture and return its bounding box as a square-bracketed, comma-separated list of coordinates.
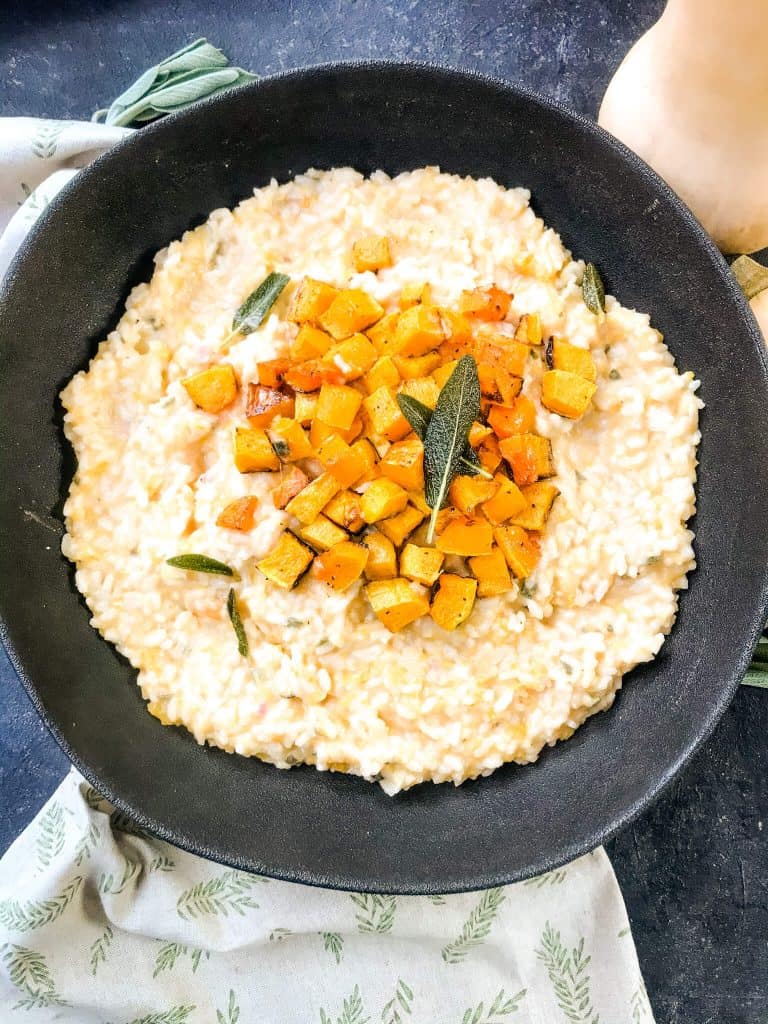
[60, 167, 701, 794]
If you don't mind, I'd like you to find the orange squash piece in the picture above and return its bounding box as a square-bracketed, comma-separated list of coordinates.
[284, 471, 341, 524]
[433, 358, 459, 389]
[487, 395, 537, 439]
[282, 359, 344, 393]
[234, 426, 280, 472]
[510, 482, 560, 531]
[391, 305, 445, 357]
[393, 352, 442, 380]
[272, 465, 309, 508]
[435, 518, 494, 556]
[376, 504, 426, 546]
[480, 474, 528, 525]
[288, 277, 339, 325]
[514, 312, 543, 345]
[323, 333, 378, 380]
[256, 358, 290, 388]
[449, 475, 499, 516]
[366, 578, 430, 632]
[257, 532, 314, 589]
[399, 543, 444, 585]
[541, 369, 597, 419]
[299, 515, 348, 552]
[499, 434, 554, 485]
[315, 383, 363, 430]
[265, 417, 314, 460]
[366, 312, 400, 354]
[469, 546, 513, 597]
[493, 525, 541, 579]
[459, 285, 511, 321]
[216, 496, 258, 531]
[245, 383, 295, 427]
[364, 355, 401, 394]
[362, 530, 398, 580]
[183, 364, 238, 413]
[317, 434, 369, 487]
[313, 540, 368, 590]
[547, 338, 597, 382]
[360, 478, 409, 524]
[362, 386, 411, 441]
[319, 288, 384, 339]
[324, 489, 366, 533]
[352, 235, 392, 273]
[380, 437, 424, 492]
[399, 376, 441, 409]
[430, 574, 477, 630]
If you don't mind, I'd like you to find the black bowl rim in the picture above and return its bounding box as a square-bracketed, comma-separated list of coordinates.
[2, 59, 767, 892]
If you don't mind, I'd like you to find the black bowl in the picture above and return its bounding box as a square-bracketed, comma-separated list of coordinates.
[1, 63, 767, 893]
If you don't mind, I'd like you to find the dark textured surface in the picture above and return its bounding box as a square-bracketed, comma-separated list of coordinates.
[0, 3, 766, 1021]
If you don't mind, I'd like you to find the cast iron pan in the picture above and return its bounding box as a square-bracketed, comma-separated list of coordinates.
[1, 63, 767, 893]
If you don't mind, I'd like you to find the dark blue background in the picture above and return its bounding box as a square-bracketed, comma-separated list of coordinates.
[1, 2, 766, 1021]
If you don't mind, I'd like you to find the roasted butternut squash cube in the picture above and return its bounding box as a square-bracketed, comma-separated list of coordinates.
[313, 540, 368, 590]
[256, 359, 290, 388]
[436, 518, 494, 556]
[291, 324, 333, 361]
[434, 506, 463, 534]
[362, 530, 398, 580]
[234, 426, 280, 472]
[319, 288, 384, 339]
[298, 514, 349, 551]
[246, 383, 295, 427]
[541, 369, 597, 419]
[469, 546, 512, 597]
[216, 496, 258, 531]
[392, 305, 445, 357]
[364, 355, 401, 394]
[315, 383, 363, 431]
[475, 334, 530, 378]
[481, 474, 528, 525]
[399, 376, 441, 409]
[430, 574, 477, 630]
[514, 312, 543, 345]
[510, 482, 560, 530]
[380, 437, 424, 492]
[488, 395, 537, 439]
[361, 478, 409, 524]
[284, 471, 341, 524]
[478, 436, 503, 474]
[439, 310, 474, 346]
[366, 578, 430, 632]
[548, 338, 597, 382]
[406, 490, 432, 516]
[362, 386, 411, 441]
[376, 503, 426, 546]
[310, 416, 363, 448]
[266, 417, 314, 461]
[317, 434, 368, 487]
[351, 438, 377, 474]
[288, 277, 339, 325]
[257, 532, 314, 589]
[496, 369, 524, 406]
[432, 358, 459, 390]
[499, 434, 554, 485]
[393, 352, 442, 380]
[324, 489, 365, 533]
[324, 333, 378, 381]
[459, 285, 511, 321]
[183, 364, 238, 413]
[468, 421, 493, 448]
[294, 392, 318, 425]
[449, 475, 499, 516]
[272, 465, 309, 508]
[366, 312, 400, 354]
[400, 282, 431, 308]
[352, 235, 392, 273]
[493, 525, 541, 579]
[400, 543, 444, 585]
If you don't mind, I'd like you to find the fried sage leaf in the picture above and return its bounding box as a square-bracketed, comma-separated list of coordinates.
[227, 588, 249, 657]
[166, 553, 238, 578]
[397, 392, 490, 480]
[233, 272, 290, 335]
[582, 262, 606, 316]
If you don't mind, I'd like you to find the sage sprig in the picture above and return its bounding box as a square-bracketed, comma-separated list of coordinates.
[421, 355, 481, 543]
[221, 272, 290, 351]
[732, 255, 768, 302]
[396, 393, 491, 480]
[92, 38, 256, 127]
[582, 262, 606, 316]
[227, 588, 249, 657]
[166, 553, 239, 578]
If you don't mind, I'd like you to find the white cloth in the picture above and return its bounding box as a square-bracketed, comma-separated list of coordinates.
[0, 117, 654, 1024]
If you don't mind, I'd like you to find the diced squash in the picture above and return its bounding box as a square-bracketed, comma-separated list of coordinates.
[288, 277, 339, 325]
[366, 578, 430, 632]
[283, 359, 344, 393]
[216, 496, 258, 531]
[459, 285, 512, 321]
[364, 355, 401, 394]
[474, 334, 529, 377]
[432, 358, 459, 390]
[350, 438, 377, 474]
[352, 235, 392, 273]
[299, 514, 349, 551]
[493, 525, 541, 579]
[319, 288, 384, 339]
[406, 490, 432, 516]
[469, 546, 513, 597]
[495, 369, 524, 405]
[481, 473, 528, 525]
[434, 505, 464, 534]
[313, 540, 368, 590]
[514, 312, 543, 345]
[541, 369, 597, 419]
[478, 436, 503, 474]
[360, 478, 409, 524]
[487, 395, 537, 439]
[499, 434, 554, 485]
[439, 310, 474, 347]
[245, 383, 295, 427]
[266, 417, 314, 460]
[362, 386, 411, 441]
[477, 361, 500, 397]
[324, 490, 365, 533]
[435, 518, 494, 556]
[324, 333, 378, 380]
[547, 338, 597, 382]
[366, 312, 400, 354]
[317, 434, 369, 487]
[376, 503, 426, 546]
[400, 543, 444, 585]
[380, 437, 424, 492]
[284, 471, 341, 524]
[393, 352, 442, 379]
[272, 465, 309, 508]
[469, 421, 493, 447]
[234, 426, 280, 472]
[430, 574, 477, 630]
[315, 383, 363, 430]
[399, 376, 441, 408]
[362, 530, 398, 580]
[257, 532, 314, 589]
[183, 364, 239, 413]
[449, 475, 499, 516]
[392, 305, 445, 357]
[400, 282, 431, 308]
[310, 416, 363, 448]
[294, 392, 319, 425]
[256, 358, 290, 388]
[291, 324, 333, 361]
[510, 482, 560, 530]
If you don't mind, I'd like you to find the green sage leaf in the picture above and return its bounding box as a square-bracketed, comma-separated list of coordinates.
[423, 355, 481, 542]
[227, 588, 249, 657]
[396, 393, 490, 478]
[732, 255, 768, 302]
[582, 262, 606, 316]
[233, 273, 291, 335]
[166, 553, 238, 578]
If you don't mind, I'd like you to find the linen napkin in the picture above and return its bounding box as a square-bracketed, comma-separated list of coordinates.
[0, 115, 653, 1024]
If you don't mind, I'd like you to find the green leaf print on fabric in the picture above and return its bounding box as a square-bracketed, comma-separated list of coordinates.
[524, 869, 567, 889]
[268, 928, 292, 943]
[18, 183, 50, 224]
[320, 984, 369, 1024]
[536, 922, 599, 1024]
[118, 1006, 195, 1024]
[176, 870, 261, 920]
[152, 942, 209, 977]
[109, 810, 149, 839]
[74, 822, 100, 866]
[1, 943, 68, 1009]
[322, 931, 344, 964]
[99, 857, 141, 895]
[0, 876, 82, 933]
[89, 925, 114, 976]
[149, 854, 176, 873]
[216, 989, 241, 1024]
[83, 786, 106, 811]
[35, 802, 66, 870]
[459, 988, 526, 1024]
[30, 122, 66, 160]
[630, 980, 651, 1022]
[381, 979, 413, 1023]
[441, 887, 506, 963]
[428, 895, 446, 905]
[350, 894, 397, 934]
